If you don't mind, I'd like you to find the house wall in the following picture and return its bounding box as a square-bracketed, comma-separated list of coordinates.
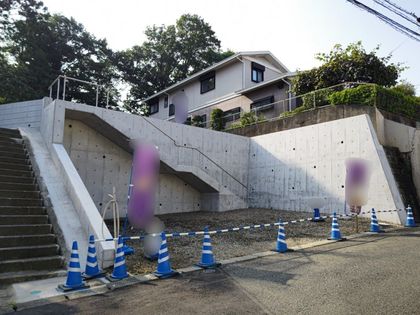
[152, 61, 243, 120]
[62, 119, 201, 217]
[243, 57, 284, 89]
[184, 82, 290, 127]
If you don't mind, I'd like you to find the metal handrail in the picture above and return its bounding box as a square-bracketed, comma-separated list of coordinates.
[139, 115, 248, 191]
[48, 75, 112, 107]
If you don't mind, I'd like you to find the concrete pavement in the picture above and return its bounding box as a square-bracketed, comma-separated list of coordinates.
[8, 228, 420, 315]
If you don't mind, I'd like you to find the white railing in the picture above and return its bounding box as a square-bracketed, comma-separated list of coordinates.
[48, 75, 112, 107]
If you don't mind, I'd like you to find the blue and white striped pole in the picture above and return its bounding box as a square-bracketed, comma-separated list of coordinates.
[405, 205, 417, 227]
[370, 208, 382, 233]
[154, 232, 178, 278]
[58, 241, 88, 291]
[196, 227, 220, 268]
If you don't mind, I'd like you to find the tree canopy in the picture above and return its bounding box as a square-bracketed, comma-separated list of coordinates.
[292, 42, 403, 96]
[0, 1, 232, 108]
[0, 0, 118, 105]
[116, 14, 234, 107]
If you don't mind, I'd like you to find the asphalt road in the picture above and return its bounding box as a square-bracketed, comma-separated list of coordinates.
[11, 228, 420, 315]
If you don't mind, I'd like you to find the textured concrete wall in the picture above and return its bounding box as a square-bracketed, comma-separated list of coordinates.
[248, 114, 405, 224]
[40, 101, 114, 268]
[62, 119, 201, 217]
[61, 100, 250, 211]
[0, 99, 43, 129]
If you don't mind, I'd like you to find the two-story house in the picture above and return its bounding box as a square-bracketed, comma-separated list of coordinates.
[143, 51, 296, 127]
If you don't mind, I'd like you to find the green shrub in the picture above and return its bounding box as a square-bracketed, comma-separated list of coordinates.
[210, 108, 224, 130]
[301, 88, 335, 109]
[329, 85, 376, 106]
[279, 105, 307, 118]
[329, 84, 420, 119]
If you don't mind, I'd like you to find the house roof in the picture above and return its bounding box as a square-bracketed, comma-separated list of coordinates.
[143, 51, 291, 102]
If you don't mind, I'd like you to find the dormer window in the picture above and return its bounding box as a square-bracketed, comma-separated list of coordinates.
[200, 71, 216, 94]
[251, 62, 265, 83]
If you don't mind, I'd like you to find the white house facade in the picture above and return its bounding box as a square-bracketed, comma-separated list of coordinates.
[143, 51, 296, 127]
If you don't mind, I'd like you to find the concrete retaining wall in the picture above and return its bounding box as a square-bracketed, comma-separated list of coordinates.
[248, 114, 405, 224]
[0, 99, 44, 129]
[63, 119, 201, 217]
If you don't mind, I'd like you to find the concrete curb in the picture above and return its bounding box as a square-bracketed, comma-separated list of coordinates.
[6, 226, 411, 313]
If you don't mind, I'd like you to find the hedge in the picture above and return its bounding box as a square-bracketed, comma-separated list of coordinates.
[329, 85, 420, 120]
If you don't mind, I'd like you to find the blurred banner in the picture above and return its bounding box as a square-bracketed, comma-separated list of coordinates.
[172, 91, 189, 124]
[345, 158, 372, 214]
[127, 143, 160, 228]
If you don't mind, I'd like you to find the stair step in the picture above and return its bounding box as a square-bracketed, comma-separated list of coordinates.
[0, 161, 31, 171]
[0, 190, 39, 199]
[0, 128, 21, 138]
[0, 198, 42, 206]
[0, 145, 25, 154]
[0, 215, 48, 225]
[0, 234, 56, 247]
[0, 224, 52, 235]
[0, 206, 46, 215]
[0, 138, 23, 145]
[0, 269, 66, 285]
[0, 244, 59, 260]
[0, 168, 33, 178]
[0, 175, 34, 184]
[0, 255, 63, 273]
[0, 150, 27, 159]
[0, 182, 37, 191]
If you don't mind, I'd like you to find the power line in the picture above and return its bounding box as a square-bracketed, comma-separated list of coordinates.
[383, 0, 420, 22]
[373, 0, 419, 27]
[346, 0, 420, 42]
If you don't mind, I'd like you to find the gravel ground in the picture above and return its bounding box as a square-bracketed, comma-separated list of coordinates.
[106, 209, 375, 275]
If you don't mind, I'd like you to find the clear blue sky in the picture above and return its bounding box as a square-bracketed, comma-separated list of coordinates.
[42, 0, 420, 93]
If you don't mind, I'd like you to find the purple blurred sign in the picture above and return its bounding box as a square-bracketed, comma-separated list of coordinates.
[127, 143, 160, 228]
[172, 91, 189, 124]
[345, 158, 371, 214]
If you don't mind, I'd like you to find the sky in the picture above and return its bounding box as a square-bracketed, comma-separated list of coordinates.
[42, 0, 420, 93]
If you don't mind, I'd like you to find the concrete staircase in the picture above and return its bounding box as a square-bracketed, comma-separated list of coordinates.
[0, 128, 64, 284]
[384, 146, 420, 222]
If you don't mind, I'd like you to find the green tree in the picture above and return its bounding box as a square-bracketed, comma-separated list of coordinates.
[0, 0, 119, 105]
[292, 42, 403, 96]
[392, 80, 416, 97]
[210, 108, 224, 131]
[117, 14, 234, 107]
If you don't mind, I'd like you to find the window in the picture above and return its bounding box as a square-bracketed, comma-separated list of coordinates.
[250, 96, 274, 112]
[200, 71, 215, 94]
[164, 95, 169, 108]
[222, 107, 241, 123]
[149, 101, 159, 114]
[169, 104, 175, 116]
[251, 62, 265, 83]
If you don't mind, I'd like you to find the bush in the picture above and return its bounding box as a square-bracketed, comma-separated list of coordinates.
[301, 88, 335, 109]
[210, 108, 224, 130]
[226, 111, 265, 130]
[329, 84, 420, 119]
[329, 85, 376, 106]
[279, 105, 307, 118]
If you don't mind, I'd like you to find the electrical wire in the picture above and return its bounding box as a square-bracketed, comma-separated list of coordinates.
[346, 0, 420, 42]
[373, 0, 419, 27]
[383, 0, 420, 21]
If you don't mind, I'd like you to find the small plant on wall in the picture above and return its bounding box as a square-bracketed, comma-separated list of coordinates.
[210, 108, 224, 130]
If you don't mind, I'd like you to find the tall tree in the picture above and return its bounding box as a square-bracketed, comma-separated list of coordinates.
[292, 42, 403, 96]
[0, 0, 119, 105]
[117, 14, 234, 107]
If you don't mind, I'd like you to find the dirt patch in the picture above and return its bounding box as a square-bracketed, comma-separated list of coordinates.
[106, 209, 374, 275]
